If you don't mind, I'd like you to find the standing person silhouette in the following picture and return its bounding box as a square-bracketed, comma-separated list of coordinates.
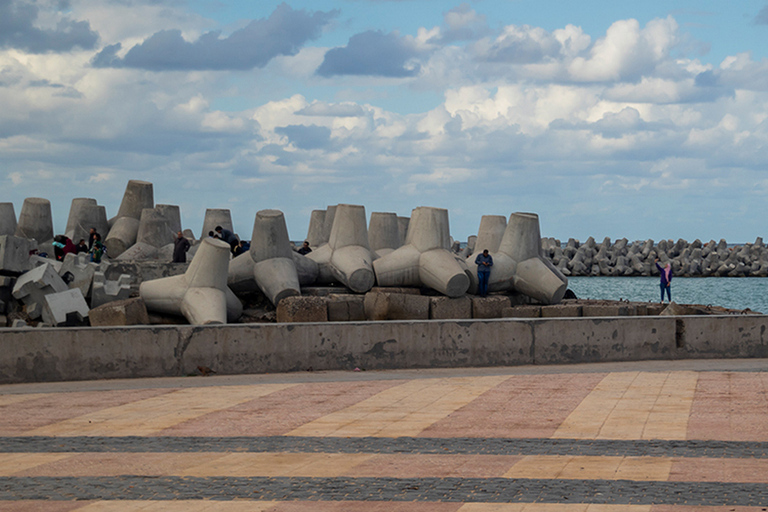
[655, 258, 672, 303]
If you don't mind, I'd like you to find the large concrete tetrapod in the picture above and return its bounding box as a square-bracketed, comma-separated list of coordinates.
[250, 209, 301, 306]
[397, 216, 409, 246]
[106, 180, 154, 257]
[468, 212, 567, 304]
[474, 215, 507, 254]
[65, 198, 109, 245]
[137, 207, 175, 248]
[305, 210, 326, 248]
[15, 198, 53, 243]
[307, 204, 374, 293]
[0, 203, 17, 236]
[140, 237, 242, 324]
[201, 209, 233, 238]
[369, 212, 401, 258]
[373, 207, 469, 297]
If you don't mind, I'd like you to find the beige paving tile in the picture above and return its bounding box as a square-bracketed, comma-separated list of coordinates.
[553, 372, 698, 440]
[287, 375, 509, 437]
[72, 502, 280, 511]
[503, 456, 672, 481]
[179, 452, 373, 477]
[0, 393, 48, 407]
[26, 384, 296, 437]
[0, 453, 73, 475]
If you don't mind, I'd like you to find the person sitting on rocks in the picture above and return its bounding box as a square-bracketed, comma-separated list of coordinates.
[215, 226, 239, 254]
[297, 241, 312, 255]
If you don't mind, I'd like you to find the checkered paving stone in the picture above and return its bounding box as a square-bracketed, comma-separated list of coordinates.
[1, 369, 768, 509]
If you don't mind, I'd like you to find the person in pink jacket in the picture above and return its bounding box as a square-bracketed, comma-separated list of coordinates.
[655, 258, 672, 303]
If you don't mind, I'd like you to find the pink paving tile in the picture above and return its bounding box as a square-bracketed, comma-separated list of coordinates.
[0, 388, 177, 436]
[159, 380, 405, 436]
[350, 454, 521, 478]
[14, 453, 212, 477]
[687, 372, 768, 441]
[419, 373, 606, 438]
[267, 502, 463, 511]
[0, 502, 89, 511]
[652, 507, 768, 512]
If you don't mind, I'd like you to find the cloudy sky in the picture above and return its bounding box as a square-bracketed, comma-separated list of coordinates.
[2, 0, 768, 244]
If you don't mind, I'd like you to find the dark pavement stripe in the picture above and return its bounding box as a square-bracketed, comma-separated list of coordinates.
[1, 476, 767, 505]
[2, 436, 768, 458]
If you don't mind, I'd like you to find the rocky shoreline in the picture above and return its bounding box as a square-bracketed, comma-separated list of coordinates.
[539, 237, 768, 278]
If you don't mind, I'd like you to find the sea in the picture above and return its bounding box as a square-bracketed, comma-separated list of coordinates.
[567, 276, 768, 314]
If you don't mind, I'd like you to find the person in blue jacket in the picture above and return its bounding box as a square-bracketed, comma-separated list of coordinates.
[474, 249, 493, 297]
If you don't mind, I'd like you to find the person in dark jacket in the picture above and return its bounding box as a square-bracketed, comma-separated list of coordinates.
[297, 241, 312, 255]
[172, 231, 191, 263]
[76, 239, 89, 254]
[474, 249, 493, 297]
[215, 226, 239, 254]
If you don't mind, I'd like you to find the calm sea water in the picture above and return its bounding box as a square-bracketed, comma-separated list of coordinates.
[567, 276, 768, 314]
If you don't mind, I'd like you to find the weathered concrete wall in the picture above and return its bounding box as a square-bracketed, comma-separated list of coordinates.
[0, 315, 766, 384]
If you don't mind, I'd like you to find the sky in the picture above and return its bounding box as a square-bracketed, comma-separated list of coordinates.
[2, 0, 768, 244]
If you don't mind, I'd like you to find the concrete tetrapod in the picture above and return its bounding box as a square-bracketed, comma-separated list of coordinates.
[0, 203, 16, 237]
[307, 204, 375, 293]
[140, 237, 242, 325]
[305, 210, 326, 248]
[474, 215, 507, 254]
[15, 198, 53, 244]
[105, 180, 154, 257]
[65, 200, 109, 246]
[467, 212, 567, 304]
[373, 207, 470, 297]
[201, 209, 233, 239]
[368, 212, 401, 259]
[250, 209, 301, 306]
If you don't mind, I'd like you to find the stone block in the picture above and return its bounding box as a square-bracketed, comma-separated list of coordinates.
[0, 235, 36, 274]
[41, 288, 89, 326]
[502, 305, 541, 318]
[541, 304, 583, 318]
[327, 294, 366, 322]
[370, 287, 421, 295]
[91, 272, 132, 308]
[582, 304, 630, 317]
[429, 296, 472, 320]
[12, 263, 68, 319]
[59, 253, 101, 298]
[646, 303, 665, 316]
[471, 296, 512, 319]
[276, 296, 328, 323]
[29, 254, 61, 272]
[364, 292, 430, 321]
[89, 297, 150, 326]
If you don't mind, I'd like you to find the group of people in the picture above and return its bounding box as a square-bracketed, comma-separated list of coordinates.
[51, 227, 105, 263]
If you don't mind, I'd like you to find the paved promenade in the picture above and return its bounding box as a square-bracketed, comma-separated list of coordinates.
[0, 359, 767, 510]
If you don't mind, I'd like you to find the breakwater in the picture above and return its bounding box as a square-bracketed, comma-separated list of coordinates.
[541, 237, 767, 277]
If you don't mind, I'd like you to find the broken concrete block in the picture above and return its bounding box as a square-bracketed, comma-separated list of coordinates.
[471, 296, 512, 319]
[89, 297, 150, 326]
[327, 294, 366, 322]
[12, 263, 68, 319]
[429, 296, 472, 320]
[59, 253, 101, 298]
[501, 305, 542, 318]
[41, 288, 89, 326]
[29, 254, 61, 272]
[90, 272, 132, 308]
[364, 291, 430, 321]
[276, 296, 328, 323]
[0, 235, 37, 274]
[541, 303, 583, 318]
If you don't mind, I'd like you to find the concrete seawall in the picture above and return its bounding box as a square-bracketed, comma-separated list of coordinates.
[2, 315, 767, 384]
